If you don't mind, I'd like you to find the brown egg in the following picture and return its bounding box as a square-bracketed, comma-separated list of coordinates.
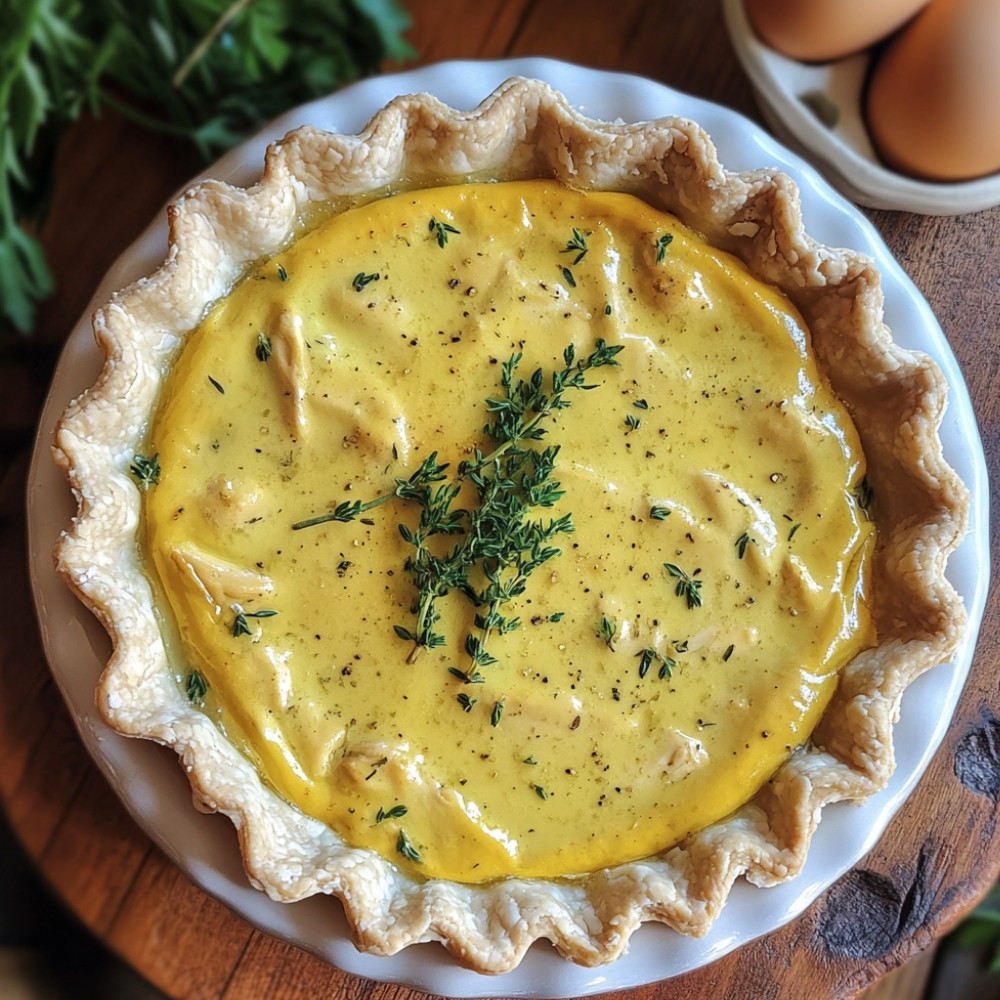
[866, 0, 1000, 181]
[744, 0, 931, 61]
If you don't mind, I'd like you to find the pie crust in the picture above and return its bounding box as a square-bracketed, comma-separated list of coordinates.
[52, 77, 969, 972]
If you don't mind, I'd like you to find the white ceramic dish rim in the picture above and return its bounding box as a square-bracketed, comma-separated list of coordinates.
[721, 0, 1000, 215]
[26, 58, 989, 997]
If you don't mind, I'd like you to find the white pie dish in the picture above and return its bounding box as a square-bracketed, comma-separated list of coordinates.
[721, 0, 1000, 215]
[27, 57, 989, 996]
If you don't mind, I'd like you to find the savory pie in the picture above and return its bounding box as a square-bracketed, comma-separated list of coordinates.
[53, 77, 968, 972]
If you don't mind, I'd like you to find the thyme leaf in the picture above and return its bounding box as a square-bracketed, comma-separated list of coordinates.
[491, 699, 504, 727]
[130, 452, 160, 490]
[255, 331, 272, 362]
[664, 562, 703, 609]
[231, 606, 278, 637]
[597, 614, 617, 651]
[636, 648, 677, 679]
[429, 217, 460, 247]
[352, 271, 380, 292]
[736, 531, 751, 558]
[396, 829, 422, 863]
[655, 233, 674, 263]
[294, 340, 623, 669]
[561, 227, 588, 265]
[185, 670, 207, 705]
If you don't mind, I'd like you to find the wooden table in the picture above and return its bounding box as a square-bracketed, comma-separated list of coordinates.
[2, 2, 997, 998]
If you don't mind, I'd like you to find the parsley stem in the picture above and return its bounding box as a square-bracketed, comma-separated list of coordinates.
[172, 0, 254, 87]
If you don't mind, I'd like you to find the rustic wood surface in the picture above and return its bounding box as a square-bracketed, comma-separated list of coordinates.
[2, 2, 998, 998]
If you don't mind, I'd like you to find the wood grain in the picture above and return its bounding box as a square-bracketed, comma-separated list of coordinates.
[2, 2, 997, 998]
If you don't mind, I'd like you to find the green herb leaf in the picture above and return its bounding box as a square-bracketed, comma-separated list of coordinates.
[185, 669, 208, 705]
[429, 217, 460, 247]
[352, 271, 380, 292]
[1, 0, 414, 339]
[636, 647, 676, 680]
[396, 829, 422, 863]
[561, 227, 588, 265]
[650, 505, 671, 520]
[255, 331, 272, 362]
[448, 667, 485, 685]
[231, 606, 277, 637]
[664, 562, 703, 609]
[655, 232, 674, 263]
[597, 614, 617, 651]
[130, 452, 160, 490]
[736, 531, 751, 558]
[295, 341, 623, 670]
[491, 699, 504, 727]
[375, 804, 407, 823]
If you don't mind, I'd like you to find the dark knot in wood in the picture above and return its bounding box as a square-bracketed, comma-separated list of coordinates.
[954, 710, 1000, 803]
[815, 841, 953, 960]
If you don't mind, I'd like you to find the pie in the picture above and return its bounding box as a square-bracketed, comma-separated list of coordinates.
[52, 77, 969, 972]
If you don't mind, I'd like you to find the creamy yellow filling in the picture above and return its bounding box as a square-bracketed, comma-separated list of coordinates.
[143, 179, 875, 882]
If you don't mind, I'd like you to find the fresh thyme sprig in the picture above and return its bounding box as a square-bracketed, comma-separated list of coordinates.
[473, 339, 624, 464]
[293, 340, 624, 670]
[664, 562, 703, 609]
[130, 452, 160, 490]
[561, 227, 588, 265]
[291, 452, 450, 530]
[429, 217, 460, 247]
[185, 669, 208, 705]
[231, 605, 278, 637]
[636, 648, 677, 679]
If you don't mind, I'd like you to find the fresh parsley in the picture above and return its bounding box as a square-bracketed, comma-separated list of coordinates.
[1, 0, 415, 337]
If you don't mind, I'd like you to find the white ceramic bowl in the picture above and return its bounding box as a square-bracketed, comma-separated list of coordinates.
[26, 58, 989, 996]
[722, 0, 1000, 214]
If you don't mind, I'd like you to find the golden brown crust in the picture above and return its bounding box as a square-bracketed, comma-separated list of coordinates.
[52, 77, 968, 972]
